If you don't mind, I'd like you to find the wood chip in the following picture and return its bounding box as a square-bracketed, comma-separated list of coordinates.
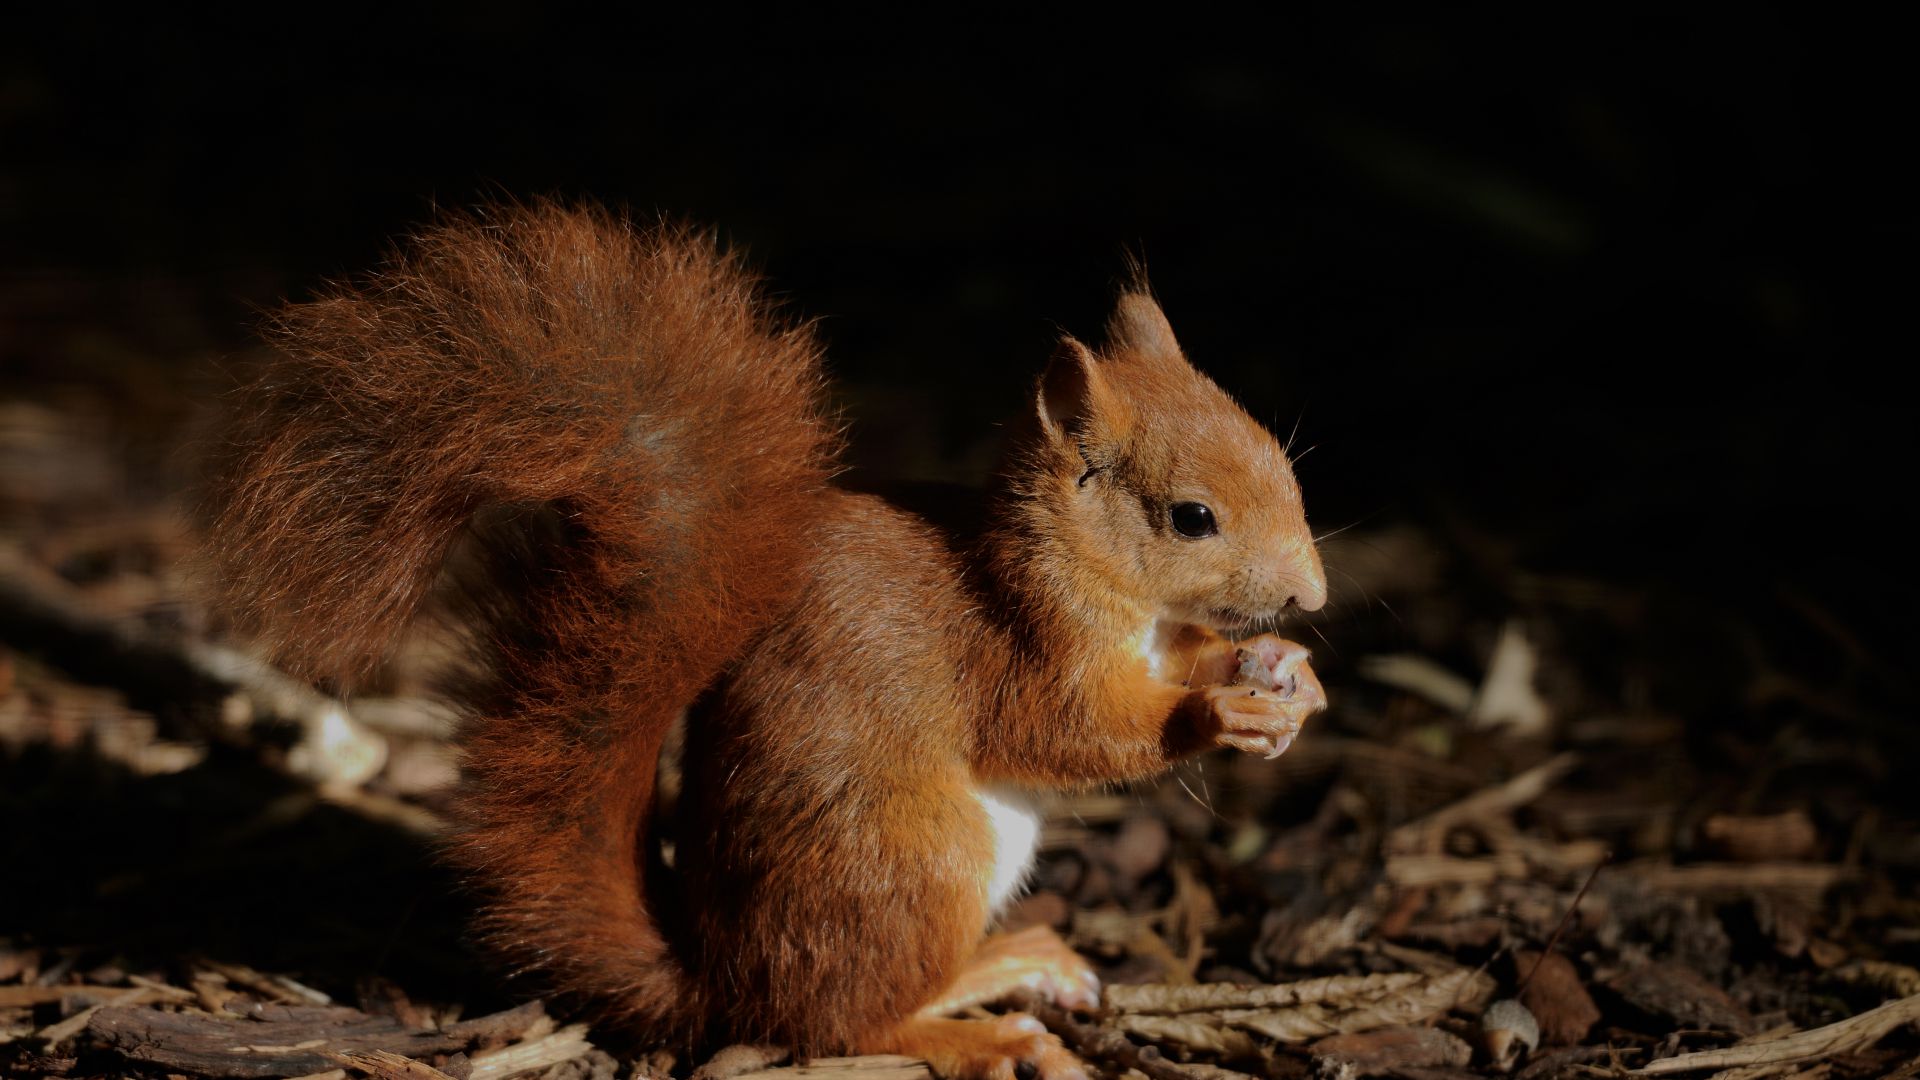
[731, 1057, 932, 1080]
[467, 1021, 593, 1080]
[198, 959, 334, 1006]
[336, 1048, 459, 1079]
[1105, 973, 1428, 1014]
[1703, 812, 1820, 863]
[695, 1044, 792, 1080]
[39, 986, 156, 1047]
[0, 985, 114, 1007]
[440, 1001, 550, 1049]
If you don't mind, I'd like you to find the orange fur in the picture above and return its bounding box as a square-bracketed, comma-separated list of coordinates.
[199, 203, 1326, 1075]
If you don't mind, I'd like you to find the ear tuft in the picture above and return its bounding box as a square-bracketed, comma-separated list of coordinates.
[1107, 292, 1182, 360]
[1037, 337, 1100, 443]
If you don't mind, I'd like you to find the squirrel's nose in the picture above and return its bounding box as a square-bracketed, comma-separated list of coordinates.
[1282, 546, 1328, 612]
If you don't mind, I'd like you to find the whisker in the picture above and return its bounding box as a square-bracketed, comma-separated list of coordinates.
[1325, 563, 1405, 627]
[1312, 514, 1376, 544]
[1174, 766, 1219, 819]
[1326, 563, 1373, 607]
[1304, 620, 1339, 659]
[1289, 444, 1318, 464]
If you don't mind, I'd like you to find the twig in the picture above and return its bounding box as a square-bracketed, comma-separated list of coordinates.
[1517, 852, 1610, 997]
[1388, 753, 1580, 853]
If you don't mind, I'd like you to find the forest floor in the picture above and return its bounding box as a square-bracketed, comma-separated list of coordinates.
[2, 391, 1917, 1080]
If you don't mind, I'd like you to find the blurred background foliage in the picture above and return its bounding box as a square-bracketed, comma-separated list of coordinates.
[1, 10, 1910, 714]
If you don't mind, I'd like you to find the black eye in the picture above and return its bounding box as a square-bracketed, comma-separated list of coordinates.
[1169, 502, 1217, 538]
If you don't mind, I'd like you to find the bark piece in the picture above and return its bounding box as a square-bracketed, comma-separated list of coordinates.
[1609, 963, 1754, 1036]
[1310, 1026, 1473, 1075]
[80, 1000, 548, 1079]
[85, 1004, 460, 1078]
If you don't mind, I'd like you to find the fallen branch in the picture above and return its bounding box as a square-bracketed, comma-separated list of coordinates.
[1620, 862, 1849, 898]
[1218, 967, 1497, 1044]
[1011, 992, 1257, 1080]
[1105, 973, 1427, 1014]
[1633, 992, 1920, 1074]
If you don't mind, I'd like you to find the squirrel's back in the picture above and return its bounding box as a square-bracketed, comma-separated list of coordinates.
[199, 203, 838, 1033]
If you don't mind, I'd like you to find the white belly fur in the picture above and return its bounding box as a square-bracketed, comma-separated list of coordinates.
[1135, 618, 1175, 680]
[975, 783, 1044, 915]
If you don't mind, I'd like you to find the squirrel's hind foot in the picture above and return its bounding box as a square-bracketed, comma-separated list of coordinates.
[866, 1014, 1087, 1080]
[919, 926, 1101, 1015]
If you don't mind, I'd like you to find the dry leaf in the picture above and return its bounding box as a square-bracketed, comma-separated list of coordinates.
[1469, 620, 1551, 736]
[1514, 950, 1601, 1046]
[1357, 654, 1476, 713]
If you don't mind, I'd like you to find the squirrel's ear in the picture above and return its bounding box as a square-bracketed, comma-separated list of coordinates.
[1106, 292, 1182, 361]
[1037, 337, 1103, 445]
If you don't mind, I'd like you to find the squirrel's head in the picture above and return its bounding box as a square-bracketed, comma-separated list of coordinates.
[1024, 291, 1326, 631]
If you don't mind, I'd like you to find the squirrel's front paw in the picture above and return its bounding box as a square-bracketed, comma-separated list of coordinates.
[1203, 638, 1325, 758]
[1229, 635, 1317, 696]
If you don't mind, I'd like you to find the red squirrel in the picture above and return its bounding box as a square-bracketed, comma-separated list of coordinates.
[200, 203, 1328, 1079]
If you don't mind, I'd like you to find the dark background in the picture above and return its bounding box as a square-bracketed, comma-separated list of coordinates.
[3, 11, 1912, 679]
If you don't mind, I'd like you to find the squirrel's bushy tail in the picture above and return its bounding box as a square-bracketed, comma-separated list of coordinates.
[200, 203, 837, 1036]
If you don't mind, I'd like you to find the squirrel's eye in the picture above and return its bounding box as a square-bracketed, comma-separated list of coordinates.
[1169, 502, 1217, 539]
